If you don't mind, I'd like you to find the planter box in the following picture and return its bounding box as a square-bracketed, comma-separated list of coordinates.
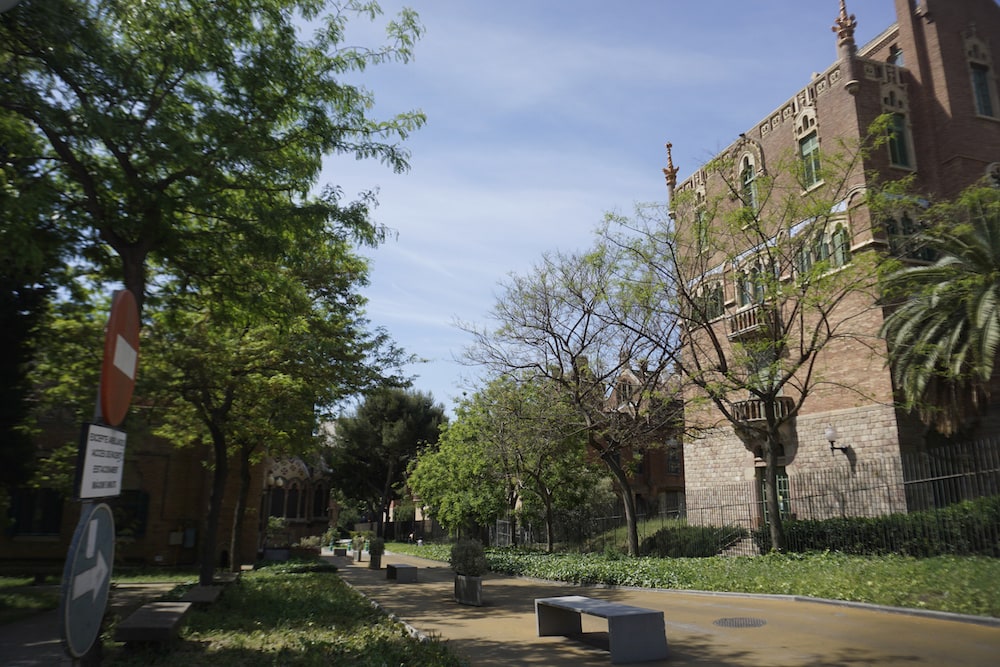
[290, 546, 321, 560]
[262, 547, 290, 562]
[332, 548, 347, 557]
[454, 574, 483, 606]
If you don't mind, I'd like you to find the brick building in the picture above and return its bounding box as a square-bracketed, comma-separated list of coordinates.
[3, 414, 332, 570]
[667, 0, 1000, 528]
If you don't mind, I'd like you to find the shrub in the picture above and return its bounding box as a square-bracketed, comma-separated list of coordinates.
[369, 537, 385, 556]
[641, 524, 749, 558]
[752, 495, 1000, 557]
[450, 539, 487, 576]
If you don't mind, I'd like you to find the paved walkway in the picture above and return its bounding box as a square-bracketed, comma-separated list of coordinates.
[3, 555, 999, 666]
[333, 549, 1000, 666]
[0, 582, 176, 667]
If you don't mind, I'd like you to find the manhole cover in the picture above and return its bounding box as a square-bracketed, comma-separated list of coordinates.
[713, 617, 767, 628]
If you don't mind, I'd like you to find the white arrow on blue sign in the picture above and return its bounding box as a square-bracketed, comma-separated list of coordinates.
[59, 502, 115, 658]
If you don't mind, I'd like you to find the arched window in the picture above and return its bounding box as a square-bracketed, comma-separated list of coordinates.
[269, 488, 286, 518]
[737, 269, 753, 307]
[286, 483, 301, 519]
[831, 224, 851, 267]
[740, 155, 758, 211]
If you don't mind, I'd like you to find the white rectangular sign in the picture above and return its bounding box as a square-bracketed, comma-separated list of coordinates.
[78, 424, 126, 499]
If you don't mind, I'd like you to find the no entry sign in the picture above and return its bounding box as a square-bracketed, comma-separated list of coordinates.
[99, 289, 139, 426]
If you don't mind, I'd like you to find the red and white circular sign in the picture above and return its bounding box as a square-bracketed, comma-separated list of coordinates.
[99, 289, 140, 427]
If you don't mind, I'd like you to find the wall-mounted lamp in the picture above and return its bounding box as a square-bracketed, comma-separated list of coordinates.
[825, 425, 849, 454]
[266, 475, 285, 488]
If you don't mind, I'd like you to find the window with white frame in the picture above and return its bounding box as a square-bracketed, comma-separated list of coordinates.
[881, 83, 915, 170]
[888, 112, 912, 167]
[694, 280, 725, 320]
[740, 155, 758, 211]
[793, 107, 821, 189]
[965, 31, 998, 118]
[799, 132, 821, 188]
[831, 224, 851, 267]
[795, 222, 851, 275]
[736, 258, 772, 307]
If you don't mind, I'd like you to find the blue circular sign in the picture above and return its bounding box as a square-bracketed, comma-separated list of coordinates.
[59, 502, 115, 658]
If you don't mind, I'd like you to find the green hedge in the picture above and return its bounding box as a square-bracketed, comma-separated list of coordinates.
[640, 524, 748, 558]
[753, 495, 1000, 557]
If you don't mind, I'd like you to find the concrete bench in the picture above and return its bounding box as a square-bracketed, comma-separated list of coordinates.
[114, 601, 193, 644]
[332, 547, 348, 557]
[385, 563, 418, 583]
[181, 585, 222, 606]
[535, 595, 668, 664]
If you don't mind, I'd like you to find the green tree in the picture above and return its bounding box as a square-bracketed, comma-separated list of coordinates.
[462, 244, 682, 556]
[880, 184, 1000, 435]
[1, 0, 425, 310]
[142, 226, 406, 583]
[408, 375, 596, 549]
[406, 404, 509, 537]
[328, 388, 446, 536]
[0, 112, 72, 493]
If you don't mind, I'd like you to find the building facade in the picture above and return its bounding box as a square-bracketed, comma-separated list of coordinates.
[668, 0, 1000, 528]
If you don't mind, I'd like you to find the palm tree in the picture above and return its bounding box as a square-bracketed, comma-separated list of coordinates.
[880, 184, 1000, 434]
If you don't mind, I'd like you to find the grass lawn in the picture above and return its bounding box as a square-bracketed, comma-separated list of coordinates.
[387, 542, 1000, 618]
[0, 577, 60, 625]
[101, 562, 465, 667]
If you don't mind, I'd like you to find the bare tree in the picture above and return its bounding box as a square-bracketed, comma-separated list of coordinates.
[603, 129, 888, 551]
[461, 244, 682, 556]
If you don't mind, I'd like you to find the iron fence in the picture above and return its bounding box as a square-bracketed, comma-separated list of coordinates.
[516, 437, 1000, 556]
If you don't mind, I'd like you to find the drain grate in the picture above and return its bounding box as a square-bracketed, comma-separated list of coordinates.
[713, 617, 767, 628]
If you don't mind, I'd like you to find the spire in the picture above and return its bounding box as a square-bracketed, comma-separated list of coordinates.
[832, 0, 857, 56]
[662, 142, 678, 191]
[832, 0, 860, 94]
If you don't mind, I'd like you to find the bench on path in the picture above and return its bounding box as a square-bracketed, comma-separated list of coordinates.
[181, 585, 222, 606]
[385, 563, 418, 583]
[332, 547, 348, 556]
[113, 601, 193, 644]
[535, 595, 668, 664]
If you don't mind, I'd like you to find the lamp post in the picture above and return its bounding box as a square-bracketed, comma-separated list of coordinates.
[825, 425, 850, 454]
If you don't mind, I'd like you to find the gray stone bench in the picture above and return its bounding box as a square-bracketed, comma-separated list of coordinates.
[114, 601, 193, 644]
[332, 547, 348, 556]
[385, 563, 418, 583]
[535, 595, 668, 664]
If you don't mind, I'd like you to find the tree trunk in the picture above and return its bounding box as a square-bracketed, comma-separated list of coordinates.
[605, 456, 640, 556]
[543, 492, 555, 554]
[229, 445, 252, 572]
[200, 429, 229, 586]
[763, 430, 786, 552]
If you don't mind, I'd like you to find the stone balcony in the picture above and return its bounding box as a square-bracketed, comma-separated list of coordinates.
[727, 303, 775, 340]
[732, 396, 795, 423]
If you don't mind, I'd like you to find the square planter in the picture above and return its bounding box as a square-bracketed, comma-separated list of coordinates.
[262, 547, 290, 562]
[454, 574, 483, 606]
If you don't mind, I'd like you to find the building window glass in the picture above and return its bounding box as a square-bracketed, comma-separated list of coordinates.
[799, 132, 821, 187]
[888, 113, 912, 167]
[831, 225, 851, 267]
[741, 156, 758, 211]
[972, 63, 995, 117]
[111, 490, 150, 538]
[8, 488, 64, 536]
[695, 281, 725, 320]
[268, 488, 286, 517]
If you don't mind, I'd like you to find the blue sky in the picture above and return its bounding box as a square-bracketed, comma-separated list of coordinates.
[320, 1, 900, 415]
